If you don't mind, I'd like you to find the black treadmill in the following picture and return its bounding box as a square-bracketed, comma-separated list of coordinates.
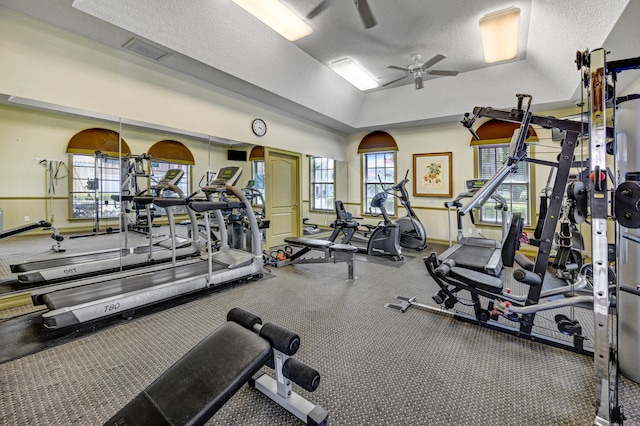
[440, 179, 512, 276]
[7, 169, 200, 285]
[33, 166, 265, 330]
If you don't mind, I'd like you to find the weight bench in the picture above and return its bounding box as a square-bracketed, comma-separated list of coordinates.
[280, 237, 358, 281]
[104, 308, 327, 426]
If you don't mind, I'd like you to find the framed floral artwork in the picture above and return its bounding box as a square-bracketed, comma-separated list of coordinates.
[413, 152, 452, 197]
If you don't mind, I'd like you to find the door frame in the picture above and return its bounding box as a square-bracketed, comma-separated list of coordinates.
[264, 147, 302, 248]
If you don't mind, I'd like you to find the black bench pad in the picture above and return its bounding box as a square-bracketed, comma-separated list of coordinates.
[284, 237, 334, 249]
[330, 243, 358, 252]
[449, 266, 503, 294]
[104, 321, 271, 426]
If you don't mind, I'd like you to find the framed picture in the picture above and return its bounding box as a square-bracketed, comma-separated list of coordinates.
[413, 152, 452, 197]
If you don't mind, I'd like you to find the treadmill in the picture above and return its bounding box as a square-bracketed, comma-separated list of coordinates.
[8, 169, 201, 285]
[34, 166, 264, 329]
[439, 179, 511, 277]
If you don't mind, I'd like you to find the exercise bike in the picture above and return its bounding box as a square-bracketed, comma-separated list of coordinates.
[328, 193, 403, 261]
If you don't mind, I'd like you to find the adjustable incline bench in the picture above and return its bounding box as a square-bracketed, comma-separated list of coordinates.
[104, 308, 327, 426]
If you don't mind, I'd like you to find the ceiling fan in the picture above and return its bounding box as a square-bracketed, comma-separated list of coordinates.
[384, 54, 459, 90]
[306, 0, 377, 29]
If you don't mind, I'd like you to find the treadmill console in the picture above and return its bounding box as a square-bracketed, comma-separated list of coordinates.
[156, 169, 184, 190]
[203, 166, 243, 192]
[465, 179, 488, 193]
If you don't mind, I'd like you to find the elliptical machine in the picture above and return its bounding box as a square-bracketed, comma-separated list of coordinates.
[390, 170, 427, 251]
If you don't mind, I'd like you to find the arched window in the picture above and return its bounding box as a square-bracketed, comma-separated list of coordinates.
[67, 128, 131, 220]
[148, 140, 194, 198]
[358, 131, 398, 214]
[472, 120, 538, 225]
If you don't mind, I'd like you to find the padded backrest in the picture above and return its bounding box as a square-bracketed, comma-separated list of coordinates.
[104, 321, 271, 426]
[335, 200, 348, 220]
[501, 213, 523, 267]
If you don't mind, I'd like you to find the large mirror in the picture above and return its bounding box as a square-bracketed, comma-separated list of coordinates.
[0, 96, 347, 280]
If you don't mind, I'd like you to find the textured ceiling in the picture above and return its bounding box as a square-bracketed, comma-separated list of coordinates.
[0, 0, 636, 134]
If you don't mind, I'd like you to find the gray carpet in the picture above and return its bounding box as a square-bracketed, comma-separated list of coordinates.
[0, 233, 639, 425]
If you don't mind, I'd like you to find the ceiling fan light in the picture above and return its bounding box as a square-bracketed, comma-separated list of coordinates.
[232, 0, 313, 41]
[479, 7, 520, 64]
[330, 58, 379, 91]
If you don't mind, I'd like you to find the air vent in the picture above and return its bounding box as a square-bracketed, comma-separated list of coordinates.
[122, 38, 171, 61]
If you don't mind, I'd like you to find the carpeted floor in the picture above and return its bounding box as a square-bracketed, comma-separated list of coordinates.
[0, 232, 639, 425]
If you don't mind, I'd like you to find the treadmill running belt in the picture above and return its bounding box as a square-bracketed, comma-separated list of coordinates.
[10, 245, 182, 273]
[448, 245, 495, 269]
[42, 261, 224, 310]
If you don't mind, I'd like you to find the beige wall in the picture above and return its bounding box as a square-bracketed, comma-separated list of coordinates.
[0, 104, 239, 231]
[0, 6, 347, 233]
[0, 7, 347, 161]
[0, 6, 624, 250]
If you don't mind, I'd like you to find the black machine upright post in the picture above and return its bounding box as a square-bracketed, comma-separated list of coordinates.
[519, 129, 581, 333]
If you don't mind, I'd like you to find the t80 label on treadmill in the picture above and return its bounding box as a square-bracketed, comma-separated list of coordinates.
[104, 303, 121, 313]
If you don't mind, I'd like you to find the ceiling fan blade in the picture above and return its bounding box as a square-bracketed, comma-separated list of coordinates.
[355, 0, 377, 28]
[382, 75, 408, 87]
[387, 65, 409, 72]
[415, 75, 424, 90]
[307, 0, 337, 19]
[421, 54, 447, 70]
[428, 70, 459, 76]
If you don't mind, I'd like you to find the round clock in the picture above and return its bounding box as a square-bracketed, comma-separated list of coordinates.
[252, 118, 267, 137]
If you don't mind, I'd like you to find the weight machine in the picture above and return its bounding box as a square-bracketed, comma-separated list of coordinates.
[388, 77, 627, 423]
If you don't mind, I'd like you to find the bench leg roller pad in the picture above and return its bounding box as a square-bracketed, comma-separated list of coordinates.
[249, 372, 328, 426]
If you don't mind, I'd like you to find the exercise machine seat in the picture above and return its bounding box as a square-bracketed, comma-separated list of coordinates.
[104, 321, 271, 426]
[449, 267, 503, 294]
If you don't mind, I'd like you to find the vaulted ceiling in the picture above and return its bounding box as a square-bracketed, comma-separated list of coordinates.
[1, 0, 637, 134]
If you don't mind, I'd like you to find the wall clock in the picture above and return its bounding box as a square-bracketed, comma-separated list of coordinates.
[252, 118, 267, 137]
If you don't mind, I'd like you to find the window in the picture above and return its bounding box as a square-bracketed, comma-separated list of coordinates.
[363, 152, 395, 215]
[252, 160, 265, 205]
[310, 157, 335, 210]
[477, 145, 530, 225]
[70, 153, 121, 219]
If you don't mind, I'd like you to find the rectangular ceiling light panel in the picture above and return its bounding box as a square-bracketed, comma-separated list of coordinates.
[479, 7, 520, 64]
[232, 0, 313, 41]
[330, 58, 379, 91]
